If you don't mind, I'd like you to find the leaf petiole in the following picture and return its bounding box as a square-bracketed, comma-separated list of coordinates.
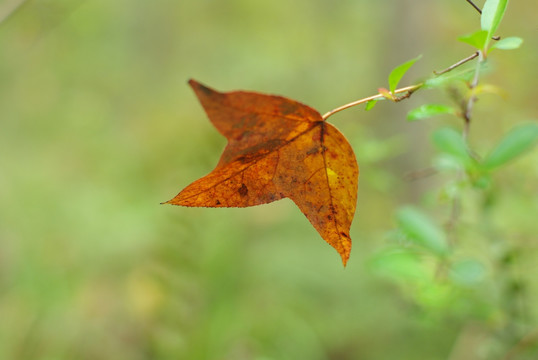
[322, 84, 422, 120]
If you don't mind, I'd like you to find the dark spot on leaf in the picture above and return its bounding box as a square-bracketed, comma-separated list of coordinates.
[171, 80, 359, 265]
[278, 101, 298, 115]
[236, 155, 248, 163]
[196, 82, 214, 95]
[238, 184, 248, 197]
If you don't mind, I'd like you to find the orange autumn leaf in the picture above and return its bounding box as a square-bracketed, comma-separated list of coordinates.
[164, 80, 359, 265]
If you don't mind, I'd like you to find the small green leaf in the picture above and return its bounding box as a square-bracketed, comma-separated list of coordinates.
[369, 249, 428, 281]
[397, 206, 449, 256]
[490, 36, 523, 51]
[481, 0, 509, 48]
[473, 174, 492, 189]
[388, 55, 422, 93]
[424, 67, 476, 88]
[483, 122, 538, 169]
[432, 128, 471, 165]
[471, 83, 508, 98]
[434, 155, 464, 173]
[449, 259, 486, 286]
[365, 99, 378, 111]
[458, 30, 489, 49]
[407, 104, 456, 121]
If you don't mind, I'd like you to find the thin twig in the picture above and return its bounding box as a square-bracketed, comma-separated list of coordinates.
[463, 50, 483, 141]
[322, 84, 422, 120]
[445, 196, 461, 246]
[465, 0, 482, 14]
[434, 52, 479, 75]
[404, 167, 438, 181]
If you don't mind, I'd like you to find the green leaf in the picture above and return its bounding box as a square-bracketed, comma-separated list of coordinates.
[458, 30, 489, 49]
[434, 155, 464, 173]
[473, 174, 492, 189]
[481, 0, 509, 33]
[369, 249, 428, 281]
[388, 55, 422, 93]
[481, 0, 509, 47]
[424, 67, 476, 88]
[432, 128, 471, 165]
[449, 259, 486, 286]
[397, 206, 449, 256]
[490, 36, 523, 51]
[365, 99, 378, 111]
[483, 122, 538, 169]
[407, 104, 456, 121]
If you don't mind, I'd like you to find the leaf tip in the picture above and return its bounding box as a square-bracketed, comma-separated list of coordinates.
[337, 235, 352, 267]
[162, 195, 183, 205]
[188, 78, 201, 89]
[341, 252, 350, 267]
[188, 79, 220, 98]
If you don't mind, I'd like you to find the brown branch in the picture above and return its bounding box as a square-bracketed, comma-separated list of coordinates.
[322, 84, 422, 120]
[462, 51, 483, 141]
[404, 167, 438, 181]
[434, 52, 479, 75]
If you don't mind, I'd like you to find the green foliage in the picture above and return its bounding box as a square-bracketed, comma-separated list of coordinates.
[459, 30, 488, 49]
[388, 55, 422, 93]
[490, 36, 523, 51]
[483, 122, 538, 169]
[1, 1, 536, 360]
[396, 207, 449, 256]
[369, 249, 428, 281]
[407, 104, 456, 121]
[481, 0, 509, 40]
[365, 99, 378, 111]
[449, 259, 486, 286]
[432, 128, 473, 167]
[423, 66, 476, 88]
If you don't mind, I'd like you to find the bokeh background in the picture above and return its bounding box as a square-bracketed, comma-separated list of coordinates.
[1, 1, 537, 359]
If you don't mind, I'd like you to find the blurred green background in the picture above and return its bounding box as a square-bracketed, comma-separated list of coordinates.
[1, 1, 537, 359]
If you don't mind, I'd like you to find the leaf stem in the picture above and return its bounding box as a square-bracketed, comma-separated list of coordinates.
[322, 84, 422, 120]
[434, 52, 479, 75]
[462, 50, 483, 141]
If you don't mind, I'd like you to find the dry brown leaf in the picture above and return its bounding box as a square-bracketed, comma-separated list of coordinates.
[165, 80, 359, 265]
